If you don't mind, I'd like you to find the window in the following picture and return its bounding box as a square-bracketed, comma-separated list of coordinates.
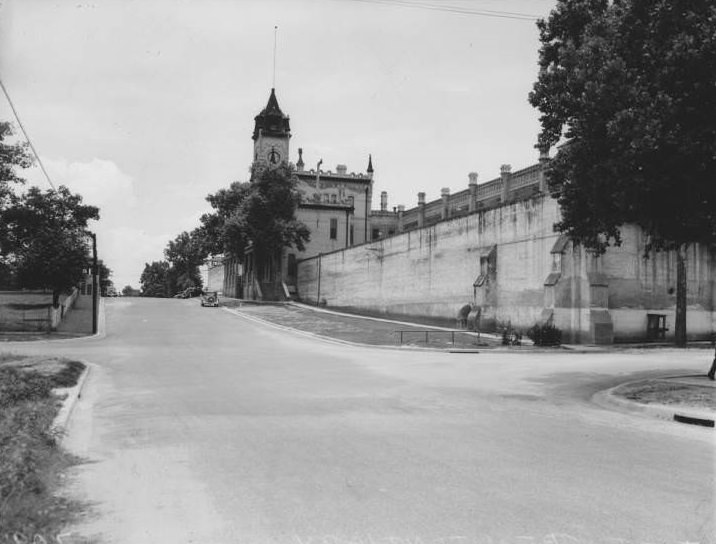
[330, 218, 338, 240]
[347, 196, 354, 207]
[323, 194, 330, 203]
[330, 194, 337, 203]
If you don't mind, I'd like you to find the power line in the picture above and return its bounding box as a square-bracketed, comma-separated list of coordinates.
[0, 74, 56, 190]
[340, 0, 541, 21]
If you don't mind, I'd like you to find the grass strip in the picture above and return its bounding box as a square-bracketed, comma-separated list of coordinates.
[0, 359, 86, 538]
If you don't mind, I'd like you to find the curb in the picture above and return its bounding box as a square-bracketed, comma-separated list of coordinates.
[592, 382, 715, 428]
[52, 361, 93, 443]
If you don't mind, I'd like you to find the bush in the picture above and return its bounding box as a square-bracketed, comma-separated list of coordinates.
[500, 322, 522, 346]
[527, 322, 563, 346]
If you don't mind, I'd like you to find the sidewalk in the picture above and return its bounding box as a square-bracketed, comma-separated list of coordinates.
[225, 300, 716, 427]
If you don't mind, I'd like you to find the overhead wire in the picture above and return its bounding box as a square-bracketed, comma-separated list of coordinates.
[0, 74, 56, 190]
[340, 0, 542, 21]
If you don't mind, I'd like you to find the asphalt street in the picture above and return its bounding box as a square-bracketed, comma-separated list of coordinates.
[4, 298, 713, 544]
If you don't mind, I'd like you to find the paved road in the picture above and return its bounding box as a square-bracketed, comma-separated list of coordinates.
[5, 298, 714, 543]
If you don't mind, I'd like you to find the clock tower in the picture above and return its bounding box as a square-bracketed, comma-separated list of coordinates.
[252, 88, 290, 171]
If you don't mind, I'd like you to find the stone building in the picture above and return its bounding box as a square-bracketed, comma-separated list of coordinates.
[296, 156, 715, 344]
[215, 88, 715, 343]
[221, 88, 377, 299]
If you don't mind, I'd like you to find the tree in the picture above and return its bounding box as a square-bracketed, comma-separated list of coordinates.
[0, 121, 32, 202]
[164, 231, 205, 294]
[122, 285, 139, 297]
[0, 186, 99, 306]
[200, 163, 310, 268]
[529, 0, 716, 346]
[139, 260, 171, 298]
[1, 121, 33, 285]
[98, 261, 113, 296]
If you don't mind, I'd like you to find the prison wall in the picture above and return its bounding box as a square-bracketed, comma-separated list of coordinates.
[297, 194, 716, 343]
[297, 195, 561, 329]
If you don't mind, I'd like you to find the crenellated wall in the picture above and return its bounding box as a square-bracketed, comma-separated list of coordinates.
[297, 194, 716, 343]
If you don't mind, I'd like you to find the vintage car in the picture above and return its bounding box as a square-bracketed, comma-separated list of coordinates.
[200, 291, 219, 307]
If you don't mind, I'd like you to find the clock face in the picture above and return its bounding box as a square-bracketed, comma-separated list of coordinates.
[267, 146, 281, 165]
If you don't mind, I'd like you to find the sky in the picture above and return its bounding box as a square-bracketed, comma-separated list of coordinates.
[0, 0, 556, 289]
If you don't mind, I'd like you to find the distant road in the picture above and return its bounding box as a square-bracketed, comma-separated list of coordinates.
[10, 297, 713, 543]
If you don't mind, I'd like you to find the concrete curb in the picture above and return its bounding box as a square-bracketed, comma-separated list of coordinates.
[592, 382, 715, 428]
[52, 361, 93, 443]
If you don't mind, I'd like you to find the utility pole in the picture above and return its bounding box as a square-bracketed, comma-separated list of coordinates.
[91, 232, 98, 335]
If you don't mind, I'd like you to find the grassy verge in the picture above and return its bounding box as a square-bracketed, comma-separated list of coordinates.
[614, 379, 716, 410]
[0, 355, 86, 538]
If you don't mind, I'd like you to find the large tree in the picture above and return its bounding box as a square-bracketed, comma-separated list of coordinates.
[0, 186, 99, 306]
[0, 121, 33, 285]
[200, 164, 310, 266]
[0, 121, 32, 200]
[164, 231, 205, 294]
[139, 260, 171, 298]
[529, 0, 716, 346]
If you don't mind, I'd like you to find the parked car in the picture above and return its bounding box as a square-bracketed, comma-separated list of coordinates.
[200, 291, 219, 307]
[175, 287, 202, 299]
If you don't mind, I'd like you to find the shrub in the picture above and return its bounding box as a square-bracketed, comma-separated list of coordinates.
[527, 322, 563, 346]
[500, 322, 522, 346]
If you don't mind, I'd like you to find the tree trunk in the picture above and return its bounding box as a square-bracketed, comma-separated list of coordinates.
[675, 244, 687, 347]
[52, 290, 60, 309]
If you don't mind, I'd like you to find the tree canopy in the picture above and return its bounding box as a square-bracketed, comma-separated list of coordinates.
[139, 260, 172, 298]
[199, 164, 310, 262]
[0, 186, 100, 304]
[529, 0, 716, 253]
[0, 122, 32, 199]
[164, 230, 205, 293]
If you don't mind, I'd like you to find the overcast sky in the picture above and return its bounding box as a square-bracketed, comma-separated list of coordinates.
[0, 0, 556, 289]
